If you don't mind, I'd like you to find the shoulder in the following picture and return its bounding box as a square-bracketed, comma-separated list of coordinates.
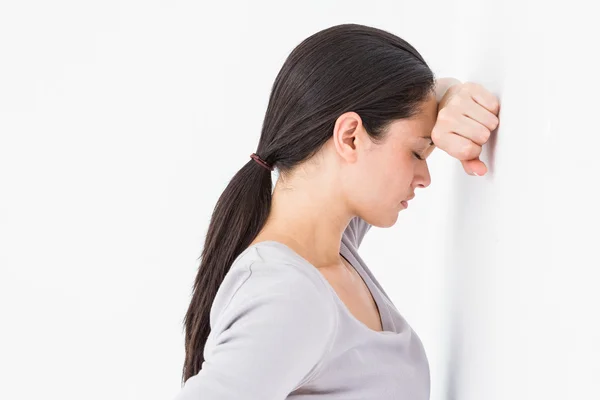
[209, 246, 339, 352]
[213, 255, 335, 319]
[182, 246, 340, 398]
[212, 245, 335, 317]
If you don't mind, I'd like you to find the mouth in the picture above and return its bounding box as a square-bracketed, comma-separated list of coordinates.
[400, 195, 414, 209]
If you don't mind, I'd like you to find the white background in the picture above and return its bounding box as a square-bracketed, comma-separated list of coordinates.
[1, 1, 598, 399]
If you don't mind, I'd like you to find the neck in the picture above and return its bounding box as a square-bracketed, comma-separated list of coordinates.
[254, 175, 353, 269]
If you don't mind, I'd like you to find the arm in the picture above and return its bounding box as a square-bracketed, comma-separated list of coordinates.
[174, 262, 337, 400]
[432, 78, 498, 176]
[434, 77, 462, 105]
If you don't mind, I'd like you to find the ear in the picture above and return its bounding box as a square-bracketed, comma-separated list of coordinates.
[332, 111, 369, 164]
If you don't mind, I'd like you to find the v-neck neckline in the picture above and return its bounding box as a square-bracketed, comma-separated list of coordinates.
[339, 240, 395, 334]
[245, 240, 396, 335]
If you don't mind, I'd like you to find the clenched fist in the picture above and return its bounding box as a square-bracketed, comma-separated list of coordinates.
[433, 79, 500, 176]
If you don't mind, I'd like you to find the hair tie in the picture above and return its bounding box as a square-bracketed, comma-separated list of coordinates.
[250, 153, 273, 171]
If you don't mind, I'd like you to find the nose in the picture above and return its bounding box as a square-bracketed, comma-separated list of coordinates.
[414, 161, 432, 189]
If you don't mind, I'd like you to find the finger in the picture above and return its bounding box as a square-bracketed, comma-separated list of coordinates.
[432, 129, 483, 160]
[451, 113, 491, 146]
[463, 98, 499, 133]
[461, 158, 488, 176]
[464, 82, 501, 115]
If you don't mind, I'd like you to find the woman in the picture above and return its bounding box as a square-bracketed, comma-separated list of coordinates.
[176, 23, 499, 399]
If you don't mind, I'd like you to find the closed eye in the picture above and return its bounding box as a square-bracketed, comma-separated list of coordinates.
[413, 152, 424, 160]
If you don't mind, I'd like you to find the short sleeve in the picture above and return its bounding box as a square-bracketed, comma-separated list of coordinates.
[342, 216, 372, 249]
[174, 261, 337, 400]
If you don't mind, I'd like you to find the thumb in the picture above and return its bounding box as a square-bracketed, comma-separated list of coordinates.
[461, 158, 487, 176]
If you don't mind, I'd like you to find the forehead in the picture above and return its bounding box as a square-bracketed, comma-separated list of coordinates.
[387, 98, 437, 142]
[409, 94, 438, 131]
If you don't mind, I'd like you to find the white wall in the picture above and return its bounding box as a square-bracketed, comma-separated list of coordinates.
[435, 1, 600, 399]
[1, 1, 597, 399]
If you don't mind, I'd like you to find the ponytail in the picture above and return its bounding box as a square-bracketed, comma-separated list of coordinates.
[181, 154, 274, 383]
[180, 22, 435, 385]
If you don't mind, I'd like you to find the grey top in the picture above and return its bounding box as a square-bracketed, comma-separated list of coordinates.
[174, 217, 430, 399]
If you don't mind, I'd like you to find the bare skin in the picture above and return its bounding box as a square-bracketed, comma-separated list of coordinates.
[250, 79, 500, 332]
[250, 94, 439, 332]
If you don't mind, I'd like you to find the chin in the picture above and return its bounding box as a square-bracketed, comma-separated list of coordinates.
[372, 209, 400, 229]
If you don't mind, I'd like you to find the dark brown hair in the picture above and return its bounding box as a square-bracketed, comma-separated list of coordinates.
[181, 23, 436, 384]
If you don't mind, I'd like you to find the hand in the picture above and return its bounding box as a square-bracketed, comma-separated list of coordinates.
[432, 80, 500, 176]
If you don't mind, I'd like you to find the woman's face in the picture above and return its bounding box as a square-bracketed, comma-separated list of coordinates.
[337, 94, 438, 228]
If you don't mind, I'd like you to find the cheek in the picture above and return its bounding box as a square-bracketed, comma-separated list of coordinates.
[344, 144, 412, 208]
[378, 150, 413, 188]
[343, 156, 385, 207]
[364, 154, 410, 202]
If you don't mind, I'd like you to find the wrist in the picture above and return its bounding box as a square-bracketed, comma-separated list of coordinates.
[435, 77, 462, 103]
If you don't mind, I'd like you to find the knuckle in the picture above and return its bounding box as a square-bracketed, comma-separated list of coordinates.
[452, 94, 465, 107]
[438, 107, 453, 122]
[458, 143, 473, 159]
[458, 142, 481, 159]
[491, 98, 501, 113]
[464, 81, 482, 92]
[479, 128, 491, 143]
[456, 88, 470, 101]
[490, 115, 499, 130]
